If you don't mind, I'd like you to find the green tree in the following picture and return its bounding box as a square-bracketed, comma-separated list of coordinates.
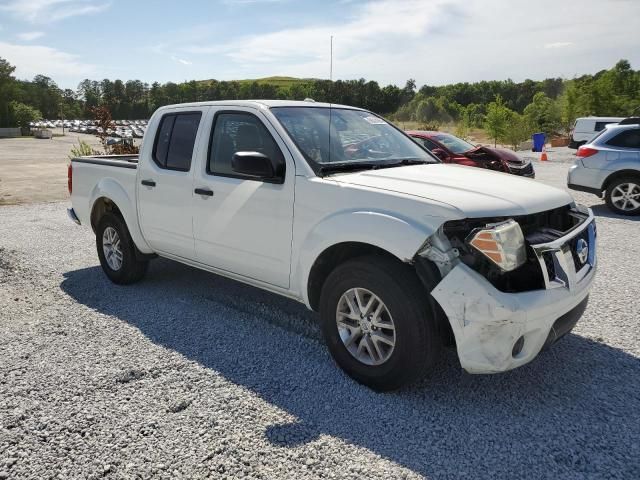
[9, 101, 42, 129]
[0, 57, 17, 127]
[485, 95, 510, 147]
[502, 111, 533, 150]
[523, 92, 562, 135]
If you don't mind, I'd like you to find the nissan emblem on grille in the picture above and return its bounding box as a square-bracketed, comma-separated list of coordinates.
[576, 238, 589, 265]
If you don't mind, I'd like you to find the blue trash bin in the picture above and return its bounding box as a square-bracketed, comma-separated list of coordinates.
[532, 132, 546, 152]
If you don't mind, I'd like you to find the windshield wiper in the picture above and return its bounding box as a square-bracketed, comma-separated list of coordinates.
[317, 158, 432, 176]
[374, 158, 433, 169]
[317, 162, 382, 176]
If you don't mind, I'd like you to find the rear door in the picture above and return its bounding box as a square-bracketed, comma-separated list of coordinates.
[191, 107, 295, 288]
[137, 107, 207, 258]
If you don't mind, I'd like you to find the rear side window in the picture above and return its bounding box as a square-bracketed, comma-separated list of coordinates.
[208, 112, 284, 177]
[605, 129, 640, 149]
[595, 121, 617, 132]
[153, 112, 202, 171]
[413, 137, 439, 151]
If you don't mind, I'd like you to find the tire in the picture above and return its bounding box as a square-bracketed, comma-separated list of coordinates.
[319, 255, 441, 391]
[605, 176, 640, 216]
[96, 212, 148, 284]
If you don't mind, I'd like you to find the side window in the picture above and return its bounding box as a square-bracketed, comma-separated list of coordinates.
[595, 121, 616, 132]
[154, 116, 174, 166]
[152, 112, 202, 171]
[208, 112, 284, 177]
[606, 129, 640, 149]
[422, 138, 440, 151]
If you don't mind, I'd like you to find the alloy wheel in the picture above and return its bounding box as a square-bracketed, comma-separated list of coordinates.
[611, 182, 640, 211]
[336, 288, 396, 366]
[102, 226, 123, 271]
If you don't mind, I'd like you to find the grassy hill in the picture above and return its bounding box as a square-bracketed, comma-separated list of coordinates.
[198, 76, 318, 88]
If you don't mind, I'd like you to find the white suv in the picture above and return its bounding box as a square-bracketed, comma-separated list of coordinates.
[568, 123, 640, 215]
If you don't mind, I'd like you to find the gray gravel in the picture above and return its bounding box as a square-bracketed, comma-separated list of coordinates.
[1, 161, 639, 479]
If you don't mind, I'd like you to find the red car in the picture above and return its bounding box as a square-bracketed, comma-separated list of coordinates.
[407, 131, 535, 178]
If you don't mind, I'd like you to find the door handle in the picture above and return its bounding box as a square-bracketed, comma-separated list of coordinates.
[141, 179, 156, 187]
[194, 188, 214, 197]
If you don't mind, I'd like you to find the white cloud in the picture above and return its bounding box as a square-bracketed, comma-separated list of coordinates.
[544, 42, 574, 49]
[183, 0, 459, 76]
[17, 31, 45, 41]
[180, 0, 639, 86]
[171, 55, 193, 66]
[0, 42, 96, 81]
[0, 0, 111, 24]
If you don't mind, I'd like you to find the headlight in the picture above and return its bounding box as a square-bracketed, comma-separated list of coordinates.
[466, 219, 526, 272]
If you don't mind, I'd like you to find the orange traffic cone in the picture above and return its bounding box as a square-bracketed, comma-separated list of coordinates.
[540, 146, 548, 162]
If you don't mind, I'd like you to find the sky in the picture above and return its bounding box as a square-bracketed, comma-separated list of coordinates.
[0, 0, 639, 90]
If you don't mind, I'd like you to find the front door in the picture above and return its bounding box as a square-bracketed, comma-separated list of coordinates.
[192, 108, 295, 288]
[137, 108, 206, 258]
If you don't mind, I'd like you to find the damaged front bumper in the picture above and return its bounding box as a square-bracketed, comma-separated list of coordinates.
[430, 211, 596, 374]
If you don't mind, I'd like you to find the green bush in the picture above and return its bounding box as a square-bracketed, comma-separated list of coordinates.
[69, 140, 100, 160]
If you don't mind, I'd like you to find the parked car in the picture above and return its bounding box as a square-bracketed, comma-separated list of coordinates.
[68, 101, 596, 390]
[569, 117, 624, 149]
[568, 122, 640, 215]
[408, 131, 535, 177]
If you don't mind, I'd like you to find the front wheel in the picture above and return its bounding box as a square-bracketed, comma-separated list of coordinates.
[605, 177, 640, 216]
[96, 212, 148, 284]
[319, 255, 441, 391]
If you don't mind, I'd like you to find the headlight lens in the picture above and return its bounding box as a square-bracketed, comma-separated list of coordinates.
[466, 219, 526, 272]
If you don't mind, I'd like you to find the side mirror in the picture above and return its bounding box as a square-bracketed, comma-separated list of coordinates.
[431, 148, 448, 160]
[232, 151, 280, 182]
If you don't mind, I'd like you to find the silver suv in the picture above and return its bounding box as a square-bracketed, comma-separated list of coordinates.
[568, 123, 640, 215]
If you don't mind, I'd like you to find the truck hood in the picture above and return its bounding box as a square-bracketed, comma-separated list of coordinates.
[330, 164, 573, 217]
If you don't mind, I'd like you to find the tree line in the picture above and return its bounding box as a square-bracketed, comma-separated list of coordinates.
[1, 56, 638, 142]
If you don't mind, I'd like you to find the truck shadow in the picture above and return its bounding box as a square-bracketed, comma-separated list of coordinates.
[61, 259, 640, 478]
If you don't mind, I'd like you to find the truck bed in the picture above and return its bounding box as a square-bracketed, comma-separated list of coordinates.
[70, 155, 140, 229]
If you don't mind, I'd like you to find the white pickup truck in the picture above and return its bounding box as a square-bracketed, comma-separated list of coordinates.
[68, 100, 597, 390]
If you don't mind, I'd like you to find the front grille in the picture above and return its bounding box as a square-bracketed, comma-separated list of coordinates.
[509, 162, 534, 176]
[530, 218, 596, 290]
[542, 252, 556, 279]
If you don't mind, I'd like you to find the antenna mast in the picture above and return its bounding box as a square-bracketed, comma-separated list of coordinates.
[330, 35, 333, 81]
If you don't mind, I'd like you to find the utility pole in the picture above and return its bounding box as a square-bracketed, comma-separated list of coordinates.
[60, 103, 65, 135]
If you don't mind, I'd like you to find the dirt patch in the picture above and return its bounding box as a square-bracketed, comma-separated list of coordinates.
[0, 131, 103, 205]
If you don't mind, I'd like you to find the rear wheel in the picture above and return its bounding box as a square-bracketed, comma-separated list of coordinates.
[319, 255, 441, 391]
[605, 177, 640, 215]
[96, 212, 148, 284]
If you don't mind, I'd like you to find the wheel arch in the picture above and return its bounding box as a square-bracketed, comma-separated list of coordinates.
[89, 179, 153, 254]
[307, 242, 403, 312]
[602, 169, 640, 191]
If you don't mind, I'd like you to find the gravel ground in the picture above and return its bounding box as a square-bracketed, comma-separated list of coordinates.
[1, 160, 639, 479]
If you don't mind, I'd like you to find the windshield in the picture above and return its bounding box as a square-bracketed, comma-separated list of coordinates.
[271, 107, 435, 173]
[432, 133, 476, 155]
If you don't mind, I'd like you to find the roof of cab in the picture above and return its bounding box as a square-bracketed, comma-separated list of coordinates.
[156, 99, 362, 111]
